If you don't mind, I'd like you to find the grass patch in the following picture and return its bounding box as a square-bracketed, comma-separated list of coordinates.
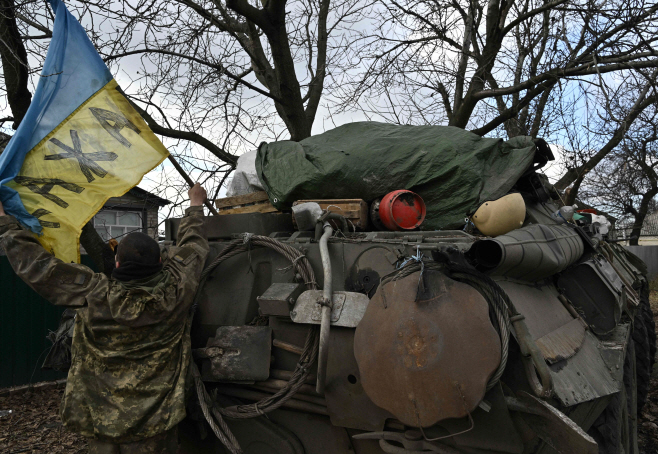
[650, 276, 658, 292]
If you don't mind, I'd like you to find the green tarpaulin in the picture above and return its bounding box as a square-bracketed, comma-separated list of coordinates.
[256, 122, 537, 230]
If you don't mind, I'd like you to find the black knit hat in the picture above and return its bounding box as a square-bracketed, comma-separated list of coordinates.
[116, 232, 161, 265]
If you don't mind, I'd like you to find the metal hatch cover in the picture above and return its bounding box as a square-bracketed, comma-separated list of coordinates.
[290, 291, 369, 328]
[354, 270, 501, 427]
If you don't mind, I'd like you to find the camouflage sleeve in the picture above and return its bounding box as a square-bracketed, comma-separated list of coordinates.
[166, 206, 210, 282]
[0, 215, 105, 307]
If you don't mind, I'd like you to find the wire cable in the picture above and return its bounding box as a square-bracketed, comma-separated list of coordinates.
[189, 234, 321, 453]
[380, 259, 513, 391]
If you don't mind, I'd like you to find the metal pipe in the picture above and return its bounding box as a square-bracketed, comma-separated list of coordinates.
[314, 221, 324, 241]
[255, 379, 323, 397]
[270, 368, 317, 384]
[251, 385, 327, 406]
[316, 222, 333, 394]
[468, 224, 584, 281]
[324, 212, 349, 234]
[272, 339, 305, 355]
[217, 387, 329, 416]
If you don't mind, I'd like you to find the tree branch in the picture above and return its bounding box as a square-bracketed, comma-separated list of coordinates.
[555, 93, 657, 190]
[304, 0, 329, 123]
[1, 0, 32, 128]
[226, 0, 271, 35]
[501, 0, 569, 36]
[473, 55, 658, 101]
[15, 12, 53, 37]
[118, 88, 238, 167]
[103, 48, 282, 103]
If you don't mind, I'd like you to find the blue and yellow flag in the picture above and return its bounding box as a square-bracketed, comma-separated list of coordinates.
[0, 0, 169, 263]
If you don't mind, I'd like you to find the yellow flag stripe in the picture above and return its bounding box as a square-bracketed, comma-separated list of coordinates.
[7, 79, 169, 263]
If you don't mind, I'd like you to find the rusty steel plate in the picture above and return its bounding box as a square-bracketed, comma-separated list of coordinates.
[197, 326, 272, 382]
[535, 318, 586, 364]
[354, 270, 501, 427]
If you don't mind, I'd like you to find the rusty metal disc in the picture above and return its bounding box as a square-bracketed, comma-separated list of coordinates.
[354, 270, 501, 427]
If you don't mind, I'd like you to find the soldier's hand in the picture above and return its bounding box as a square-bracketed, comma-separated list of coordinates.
[0, 199, 5, 216]
[189, 183, 207, 207]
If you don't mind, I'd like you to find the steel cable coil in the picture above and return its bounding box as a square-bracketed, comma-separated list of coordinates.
[380, 259, 512, 391]
[189, 234, 321, 454]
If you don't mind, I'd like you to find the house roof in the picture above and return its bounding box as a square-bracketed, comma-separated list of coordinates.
[0, 132, 10, 153]
[124, 186, 171, 207]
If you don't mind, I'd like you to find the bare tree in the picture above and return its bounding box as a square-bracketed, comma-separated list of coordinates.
[1, 0, 368, 186]
[555, 69, 658, 196]
[334, 0, 658, 197]
[580, 110, 658, 245]
[1, 0, 371, 241]
[1, 0, 55, 130]
[86, 0, 369, 149]
[0, 0, 32, 129]
[338, 0, 657, 130]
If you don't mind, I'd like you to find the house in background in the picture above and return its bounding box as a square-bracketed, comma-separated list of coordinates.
[92, 186, 170, 242]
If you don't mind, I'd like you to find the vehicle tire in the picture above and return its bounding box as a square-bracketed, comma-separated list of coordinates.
[633, 306, 652, 415]
[588, 337, 639, 454]
[640, 286, 656, 365]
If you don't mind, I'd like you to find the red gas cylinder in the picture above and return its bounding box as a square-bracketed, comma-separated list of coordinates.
[372, 190, 426, 231]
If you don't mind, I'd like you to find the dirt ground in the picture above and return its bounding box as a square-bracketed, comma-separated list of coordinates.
[0, 385, 87, 453]
[1, 295, 658, 454]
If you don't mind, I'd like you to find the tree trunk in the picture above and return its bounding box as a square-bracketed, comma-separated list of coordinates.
[555, 94, 656, 191]
[0, 0, 31, 128]
[264, 5, 311, 141]
[629, 188, 658, 246]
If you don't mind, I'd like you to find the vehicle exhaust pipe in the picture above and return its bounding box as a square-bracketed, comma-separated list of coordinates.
[469, 224, 584, 281]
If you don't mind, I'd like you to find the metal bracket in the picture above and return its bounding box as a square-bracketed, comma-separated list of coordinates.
[505, 391, 598, 454]
[291, 290, 369, 328]
[510, 314, 553, 399]
[257, 283, 303, 317]
[194, 326, 272, 383]
[352, 431, 460, 454]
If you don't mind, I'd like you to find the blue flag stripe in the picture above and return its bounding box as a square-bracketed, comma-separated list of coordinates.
[0, 0, 113, 232]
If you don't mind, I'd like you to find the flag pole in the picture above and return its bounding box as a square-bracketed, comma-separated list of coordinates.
[167, 155, 220, 216]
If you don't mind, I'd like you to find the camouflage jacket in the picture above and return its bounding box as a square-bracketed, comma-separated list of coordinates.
[0, 206, 209, 442]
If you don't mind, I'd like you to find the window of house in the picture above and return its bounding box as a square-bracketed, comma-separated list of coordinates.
[94, 210, 143, 242]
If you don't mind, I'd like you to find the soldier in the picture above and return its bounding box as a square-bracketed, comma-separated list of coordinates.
[0, 183, 210, 454]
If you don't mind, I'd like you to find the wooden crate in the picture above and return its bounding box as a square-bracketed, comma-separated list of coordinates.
[215, 191, 279, 215]
[292, 199, 369, 230]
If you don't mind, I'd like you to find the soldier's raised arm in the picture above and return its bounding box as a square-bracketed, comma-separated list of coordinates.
[164, 183, 210, 297]
[0, 199, 104, 307]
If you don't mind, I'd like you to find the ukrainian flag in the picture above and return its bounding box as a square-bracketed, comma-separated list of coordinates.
[0, 0, 169, 263]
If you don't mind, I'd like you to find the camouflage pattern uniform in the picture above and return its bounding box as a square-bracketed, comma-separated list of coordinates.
[0, 206, 208, 450]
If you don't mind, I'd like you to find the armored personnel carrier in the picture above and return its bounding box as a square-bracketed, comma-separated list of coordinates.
[165, 123, 656, 454]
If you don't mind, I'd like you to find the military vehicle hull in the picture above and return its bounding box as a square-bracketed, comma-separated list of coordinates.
[167, 195, 655, 454]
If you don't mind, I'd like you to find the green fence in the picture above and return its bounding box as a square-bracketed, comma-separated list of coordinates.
[0, 255, 97, 388]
